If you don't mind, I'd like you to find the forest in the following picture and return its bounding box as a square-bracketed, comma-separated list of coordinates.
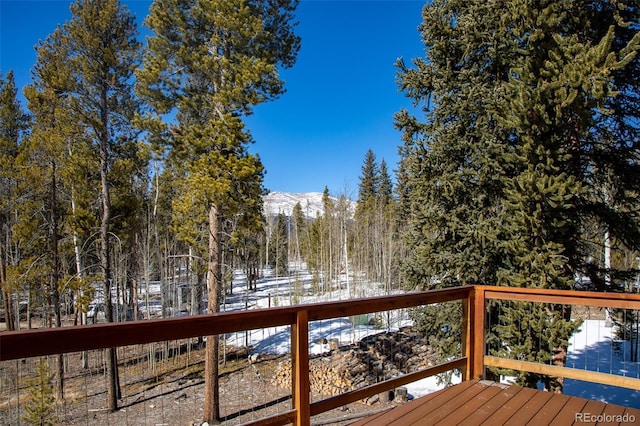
[1, 0, 640, 424]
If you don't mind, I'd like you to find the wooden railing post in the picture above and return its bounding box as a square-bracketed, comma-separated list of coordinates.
[462, 289, 473, 381]
[472, 286, 485, 379]
[463, 286, 486, 380]
[292, 309, 310, 426]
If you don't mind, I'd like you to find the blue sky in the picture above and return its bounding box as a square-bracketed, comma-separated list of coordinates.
[0, 0, 426, 196]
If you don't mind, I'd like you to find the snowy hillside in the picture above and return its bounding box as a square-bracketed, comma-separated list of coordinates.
[263, 191, 324, 217]
[263, 191, 354, 218]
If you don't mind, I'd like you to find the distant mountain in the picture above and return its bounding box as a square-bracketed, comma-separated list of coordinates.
[262, 191, 355, 218]
[262, 191, 326, 218]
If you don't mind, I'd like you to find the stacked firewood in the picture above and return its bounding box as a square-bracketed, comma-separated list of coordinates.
[272, 327, 437, 398]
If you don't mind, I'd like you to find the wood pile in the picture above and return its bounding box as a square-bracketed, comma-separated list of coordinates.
[272, 327, 438, 400]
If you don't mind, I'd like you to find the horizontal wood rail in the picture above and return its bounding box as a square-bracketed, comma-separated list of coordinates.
[484, 356, 640, 390]
[478, 285, 640, 310]
[0, 286, 473, 361]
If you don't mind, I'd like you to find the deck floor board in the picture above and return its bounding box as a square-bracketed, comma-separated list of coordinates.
[349, 379, 640, 426]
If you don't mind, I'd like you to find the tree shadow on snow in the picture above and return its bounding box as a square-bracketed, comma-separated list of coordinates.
[563, 324, 640, 408]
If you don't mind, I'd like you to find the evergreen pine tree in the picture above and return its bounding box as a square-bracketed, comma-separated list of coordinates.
[320, 186, 336, 291]
[397, 0, 640, 391]
[377, 158, 398, 292]
[357, 148, 380, 208]
[353, 150, 398, 292]
[137, 0, 299, 421]
[292, 201, 306, 263]
[495, 1, 639, 391]
[27, 0, 143, 409]
[22, 359, 58, 426]
[0, 71, 29, 331]
[378, 159, 393, 208]
[396, 0, 513, 290]
[355, 150, 378, 283]
[274, 213, 289, 276]
[20, 81, 70, 399]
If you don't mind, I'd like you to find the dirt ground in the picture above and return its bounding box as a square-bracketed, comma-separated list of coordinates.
[0, 341, 397, 426]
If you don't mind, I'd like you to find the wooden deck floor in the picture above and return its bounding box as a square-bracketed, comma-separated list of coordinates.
[350, 379, 640, 425]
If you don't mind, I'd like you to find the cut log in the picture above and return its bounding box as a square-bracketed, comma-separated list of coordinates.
[272, 329, 436, 403]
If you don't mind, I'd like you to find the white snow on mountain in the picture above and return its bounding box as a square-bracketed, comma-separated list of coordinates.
[263, 191, 355, 218]
[263, 191, 325, 217]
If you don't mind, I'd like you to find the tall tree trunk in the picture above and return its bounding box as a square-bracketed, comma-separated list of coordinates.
[127, 231, 139, 320]
[101, 187, 120, 411]
[99, 87, 120, 411]
[48, 161, 64, 400]
[0, 201, 20, 331]
[70, 187, 86, 330]
[0, 258, 15, 331]
[546, 304, 573, 394]
[204, 203, 221, 423]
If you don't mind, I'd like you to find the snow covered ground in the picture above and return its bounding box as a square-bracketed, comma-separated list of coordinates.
[219, 266, 639, 408]
[564, 319, 640, 408]
[221, 267, 408, 355]
[489, 320, 640, 408]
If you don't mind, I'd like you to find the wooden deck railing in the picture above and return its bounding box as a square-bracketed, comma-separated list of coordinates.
[0, 286, 473, 426]
[476, 285, 640, 391]
[1, 285, 639, 425]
